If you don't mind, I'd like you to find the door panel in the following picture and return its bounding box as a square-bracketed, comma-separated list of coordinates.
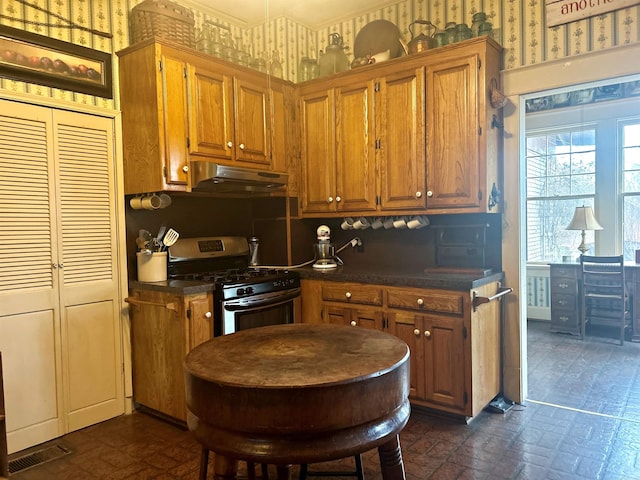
[424, 315, 465, 409]
[300, 90, 336, 214]
[188, 65, 234, 161]
[426, 55, 480, 209]
[379, 67, 427, 210]
[335, 82, 377, 212]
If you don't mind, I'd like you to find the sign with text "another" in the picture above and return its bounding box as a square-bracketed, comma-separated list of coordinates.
[545, 0, 640, 27]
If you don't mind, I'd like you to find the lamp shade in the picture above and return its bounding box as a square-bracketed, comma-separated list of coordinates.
[566, 206, 603, 231]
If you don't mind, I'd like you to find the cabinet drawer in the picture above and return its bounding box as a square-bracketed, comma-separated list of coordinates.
[550, 265, 579, 279]
[551, 293, 578, 311]
[551, 310, 580, 330]
[550, 277, 578, 293]
[387, 287, 464, 315]
[322, 283, 383, 305]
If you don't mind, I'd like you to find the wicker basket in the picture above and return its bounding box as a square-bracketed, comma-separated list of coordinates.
[130, 0, 195, 48]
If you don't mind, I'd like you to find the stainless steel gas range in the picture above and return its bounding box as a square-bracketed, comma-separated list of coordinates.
[167, 236, 300, 336]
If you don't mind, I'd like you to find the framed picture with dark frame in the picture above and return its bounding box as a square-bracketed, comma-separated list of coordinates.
[0, 25, 112, 98]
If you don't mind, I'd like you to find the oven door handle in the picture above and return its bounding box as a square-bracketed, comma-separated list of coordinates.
[224, 289, 301, 311]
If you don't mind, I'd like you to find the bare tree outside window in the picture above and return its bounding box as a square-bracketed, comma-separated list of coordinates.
[526, 128, 596, 262]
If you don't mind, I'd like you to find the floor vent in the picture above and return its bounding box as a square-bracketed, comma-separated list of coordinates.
[8, 444, 72, 474]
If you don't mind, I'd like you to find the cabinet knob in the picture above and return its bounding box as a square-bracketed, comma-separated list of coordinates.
[350, 320, 357, 327]
[328, 196, 334, 203]
[182, 165, 189, 173]
[205, 312, 212, 319]
[345, 292, 352, 299]
[424, 330, 431, 338]
[415, 191, 422, 198]
[227, 141, 233, 148]
[426, 191, 433, 197]
[417, 298, 424, 306]
[239, 143, 245, 150]
[413, 328, 421, 336]
[335, 196, 341, 202]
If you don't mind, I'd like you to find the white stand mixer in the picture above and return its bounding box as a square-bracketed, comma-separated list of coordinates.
[313, 225, 340, 270]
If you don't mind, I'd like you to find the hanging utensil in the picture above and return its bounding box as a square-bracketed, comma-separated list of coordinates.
[156, 224, 167, 244]
[162, 228, 180, 251]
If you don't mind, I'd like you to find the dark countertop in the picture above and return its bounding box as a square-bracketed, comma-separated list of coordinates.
[295, 265, 505, 291]
[129, 279, 215, 295]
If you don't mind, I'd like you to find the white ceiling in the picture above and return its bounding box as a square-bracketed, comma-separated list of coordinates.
[184, 0, 397, 28]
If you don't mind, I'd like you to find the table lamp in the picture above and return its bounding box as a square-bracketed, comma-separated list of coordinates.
[566, 206, 603, 255]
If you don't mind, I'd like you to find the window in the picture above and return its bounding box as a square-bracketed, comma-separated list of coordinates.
[525, 86, 640, 263]
[622, 122, 640, 260]
[526, 128, 596, 262]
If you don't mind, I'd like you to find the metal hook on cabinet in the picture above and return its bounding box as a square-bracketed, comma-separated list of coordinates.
[491, 114, 504, 129]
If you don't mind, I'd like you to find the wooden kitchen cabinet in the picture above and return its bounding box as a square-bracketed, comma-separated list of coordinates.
[299, 37, 502, 217]
[321, 282, 384, 328]
[300, 278, 502, 419]
[299, 66, 426, 215]
[118, 39, 276, 195]
[128, 288, 213, 422]
[425, 41, 502, 213]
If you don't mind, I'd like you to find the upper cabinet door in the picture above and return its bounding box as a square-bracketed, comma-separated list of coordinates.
[161, 55, 189, 186]
[378, 67, 427, 211]
[187, 64, 234, 163]
[335, 80, 377, 213]
[300, 88, 337, 214]
[234, 78, 271, 166]
[426, 54, 480, 210]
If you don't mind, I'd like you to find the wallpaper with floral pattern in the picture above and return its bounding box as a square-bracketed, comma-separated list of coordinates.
[0, 0, 638, 104]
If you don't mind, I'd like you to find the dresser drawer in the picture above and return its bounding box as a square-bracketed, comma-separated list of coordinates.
[550, 276, 578, 294]
[322, 283, 383, 305]
[550, 265, 579, 279]
[550, 310, 580, 333]
[387, 287, 464, 315]
[551, 293, 578, 311]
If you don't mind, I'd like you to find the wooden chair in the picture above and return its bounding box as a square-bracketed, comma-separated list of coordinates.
[580, 255, 629, 345]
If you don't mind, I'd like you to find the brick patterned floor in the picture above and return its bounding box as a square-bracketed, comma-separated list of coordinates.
[8, 321, 640, 480]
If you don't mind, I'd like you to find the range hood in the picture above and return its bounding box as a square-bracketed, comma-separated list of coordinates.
[190, 161, 288, 193]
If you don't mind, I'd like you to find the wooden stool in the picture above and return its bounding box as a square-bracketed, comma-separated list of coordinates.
[184, 324, 410, 480]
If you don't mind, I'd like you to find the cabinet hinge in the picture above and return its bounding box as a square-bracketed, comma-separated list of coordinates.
[463, 392, 468, 404]
[158, 59, 163, 71]
[163, 165, 167, 178]
[376, 195, 381, 206]
[186, 309, 191, 319]
[478, 59, 481, 69]
[374, 82, 380, 92]
[375, 139, 381, 149]
[478, 126, 482, 136]
[183, 67, 187, 78]
[187, 137, 191, 148]
[478, 190, 482, 201]
[462, 326, 467, 338]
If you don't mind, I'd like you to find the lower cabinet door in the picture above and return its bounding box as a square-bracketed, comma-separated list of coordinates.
[422, 314, 466, 410]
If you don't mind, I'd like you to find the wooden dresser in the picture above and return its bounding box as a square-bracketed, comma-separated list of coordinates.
[549, 264, 581, 336]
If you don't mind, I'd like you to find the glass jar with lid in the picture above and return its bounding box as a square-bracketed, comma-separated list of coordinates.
[444, 22, 457, 45]
[453, 23, 472, 43]
[471, 12, 487, 37]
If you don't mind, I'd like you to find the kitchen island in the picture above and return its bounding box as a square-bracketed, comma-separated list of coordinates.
[297, 266, 509, 421]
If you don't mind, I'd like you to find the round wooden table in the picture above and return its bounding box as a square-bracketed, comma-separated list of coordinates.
[184, 323, 410, 480]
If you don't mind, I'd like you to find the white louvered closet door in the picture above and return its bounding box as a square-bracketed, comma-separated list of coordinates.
[0, 100, 124, 453]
